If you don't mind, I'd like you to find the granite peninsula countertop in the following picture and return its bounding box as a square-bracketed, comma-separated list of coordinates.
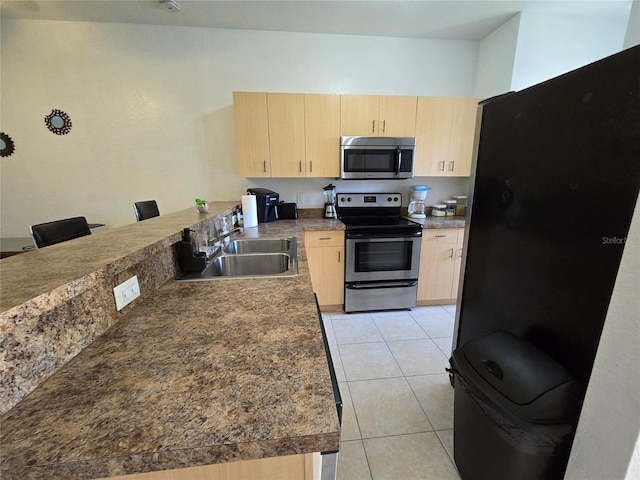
[1, 211, 344, 480]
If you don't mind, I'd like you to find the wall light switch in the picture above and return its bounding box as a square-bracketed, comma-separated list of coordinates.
[297, 193, 305, 205]
[113, 275, 141, 311]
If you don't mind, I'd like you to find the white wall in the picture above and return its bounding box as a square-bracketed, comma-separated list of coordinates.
[624, 0, 640, 48]
[0, 19, 478, 237]
[510, 11, 629, 91]
[472, 13, 520, 98]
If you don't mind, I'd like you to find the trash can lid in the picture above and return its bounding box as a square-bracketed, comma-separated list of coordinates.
[454, 330, 581, 422]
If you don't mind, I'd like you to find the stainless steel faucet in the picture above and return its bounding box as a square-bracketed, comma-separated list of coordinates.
[209, 227, 243, 246]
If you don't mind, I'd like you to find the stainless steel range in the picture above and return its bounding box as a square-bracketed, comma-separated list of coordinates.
[337, 193, 423, 313]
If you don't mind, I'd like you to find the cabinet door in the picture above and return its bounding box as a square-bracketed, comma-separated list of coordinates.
[268, 93, 306, 177]
[233, 92, 271, 177]
[340, 95, 379, 136]
[305, 94, 341, 177]
[414, 96, 454, 177]
[305, 231, 345, 308]
[451, 232, 464, 298]
[378, 95, 417, 137]
[448, 97, 480, 177]
[417, 229, 459, 302]
[418, 243, 457, 301]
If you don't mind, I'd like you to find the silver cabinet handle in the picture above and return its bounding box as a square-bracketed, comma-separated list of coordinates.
[449, 248, 454, 258]
[449, 161, 455, 172]
[439, 161, 445, 171]
[338, 251, 341, 263]
[457, 248, 463, 258]
[382, 119, 386, 133]
[435, 234, 447, 238]
[309, 160, 313, 173]
[319, 237, 331, 240]
[299, 160, 302, 173]
[372, 119, 376, 133]
[263, 160, 267, 173]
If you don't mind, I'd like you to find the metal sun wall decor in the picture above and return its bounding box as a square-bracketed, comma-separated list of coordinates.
[44, 109, 72, 135]
[0, 132, 16, 157]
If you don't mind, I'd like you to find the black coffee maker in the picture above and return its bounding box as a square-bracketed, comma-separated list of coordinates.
[247, 188, 280, 223]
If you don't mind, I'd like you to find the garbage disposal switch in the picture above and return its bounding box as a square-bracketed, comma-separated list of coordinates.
[451, 330, 581, 480]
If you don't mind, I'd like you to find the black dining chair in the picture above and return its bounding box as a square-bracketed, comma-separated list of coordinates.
[29, 216, 92, 249]
[133, 200, 160, 222]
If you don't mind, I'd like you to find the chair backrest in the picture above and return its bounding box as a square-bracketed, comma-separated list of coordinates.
[29, 216, 92, 249]
[133, 200, 160, 222]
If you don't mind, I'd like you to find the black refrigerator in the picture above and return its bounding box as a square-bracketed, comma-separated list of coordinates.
[452, 45, 639, 477]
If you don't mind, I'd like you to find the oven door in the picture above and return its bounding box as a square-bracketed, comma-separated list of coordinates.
[345, 234, 421, 282]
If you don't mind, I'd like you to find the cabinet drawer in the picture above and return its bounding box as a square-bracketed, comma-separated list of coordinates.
[422, 228, 460, 244]
[305, 230, 344, 247]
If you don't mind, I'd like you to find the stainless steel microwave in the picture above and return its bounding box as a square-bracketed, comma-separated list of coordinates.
[340, 136, 415, 180]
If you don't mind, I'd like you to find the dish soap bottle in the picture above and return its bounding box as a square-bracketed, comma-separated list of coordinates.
[179, 228, 207, 273]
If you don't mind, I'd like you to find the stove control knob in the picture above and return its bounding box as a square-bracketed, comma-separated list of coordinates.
[348, 197, 352, 202]
[394, 196, 399, 202]
[387, 197, 392, 202]
[340, 196, 345, 202]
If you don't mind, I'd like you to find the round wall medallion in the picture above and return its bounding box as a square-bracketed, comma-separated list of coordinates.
[0, 132, 15, 157]
[44, 109, 72, 135]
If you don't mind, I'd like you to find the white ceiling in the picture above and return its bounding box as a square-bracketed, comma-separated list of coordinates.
[0, 0, 634, 41]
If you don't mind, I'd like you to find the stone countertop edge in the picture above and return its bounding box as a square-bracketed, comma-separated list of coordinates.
[0, 215, 344, 480]
[403, 215, 466, 229]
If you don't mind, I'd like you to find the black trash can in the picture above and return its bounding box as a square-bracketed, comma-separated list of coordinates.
[451, 330, 581, 480]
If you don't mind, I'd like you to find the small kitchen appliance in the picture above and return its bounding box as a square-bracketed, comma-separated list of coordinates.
[408, 185, 431, 219]
[246, 188, 279, 223]
[277, 202, 298, 219]
[323, 183, 337, 219]
[340, 136, 416, 179]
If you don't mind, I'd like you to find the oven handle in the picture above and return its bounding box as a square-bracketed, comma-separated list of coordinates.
[346, 281, 418, 290]
[346, 232, 422, 239]
[396, 146, 401, 175]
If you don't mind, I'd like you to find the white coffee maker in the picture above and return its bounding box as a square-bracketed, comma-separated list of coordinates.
[408, 185, 431, 219]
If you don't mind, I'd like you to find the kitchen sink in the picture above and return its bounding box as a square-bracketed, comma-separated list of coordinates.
[209, 253, 292, 276]
[176, 236, 298, 281]
[223, 237, 292, 254]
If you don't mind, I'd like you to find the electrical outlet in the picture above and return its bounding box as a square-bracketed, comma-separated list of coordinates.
[297, 193, 305, 205]
[113, 275, 140, 311]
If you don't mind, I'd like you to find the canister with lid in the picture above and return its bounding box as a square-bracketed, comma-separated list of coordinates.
[432, 204, 447, 217]
[443, 199, 457, 216]
[453, 195, 468, 216]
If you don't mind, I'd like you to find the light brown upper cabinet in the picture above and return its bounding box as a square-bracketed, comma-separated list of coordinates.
[304, 94, 341, 178]
[340, 95, 417, 137]
[234, 92, 341, 178]
[234, 92, 271, 177]
[267, 93, 306, 177]
[414, 96, 480, 177]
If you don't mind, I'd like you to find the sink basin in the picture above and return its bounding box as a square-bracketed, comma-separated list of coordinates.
[176, 236, 298, 281]
[223, 237, 292, 254]
[209, 253, 292, 276]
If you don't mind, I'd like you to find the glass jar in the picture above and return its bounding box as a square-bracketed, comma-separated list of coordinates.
[444, 200, 457, 216]
[453, 196, 467, 216]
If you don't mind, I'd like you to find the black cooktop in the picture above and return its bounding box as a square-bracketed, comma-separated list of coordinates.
[336, 192, 422, 235]
[339, 216, 419, 228]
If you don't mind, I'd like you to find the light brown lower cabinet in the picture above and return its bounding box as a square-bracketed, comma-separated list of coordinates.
[417, 228, 464, 305]
[101, 452, 320, 480]
[305, 230, 345, 311]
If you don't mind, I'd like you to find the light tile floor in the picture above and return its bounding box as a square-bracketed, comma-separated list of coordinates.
[322, 305, 461, 480]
